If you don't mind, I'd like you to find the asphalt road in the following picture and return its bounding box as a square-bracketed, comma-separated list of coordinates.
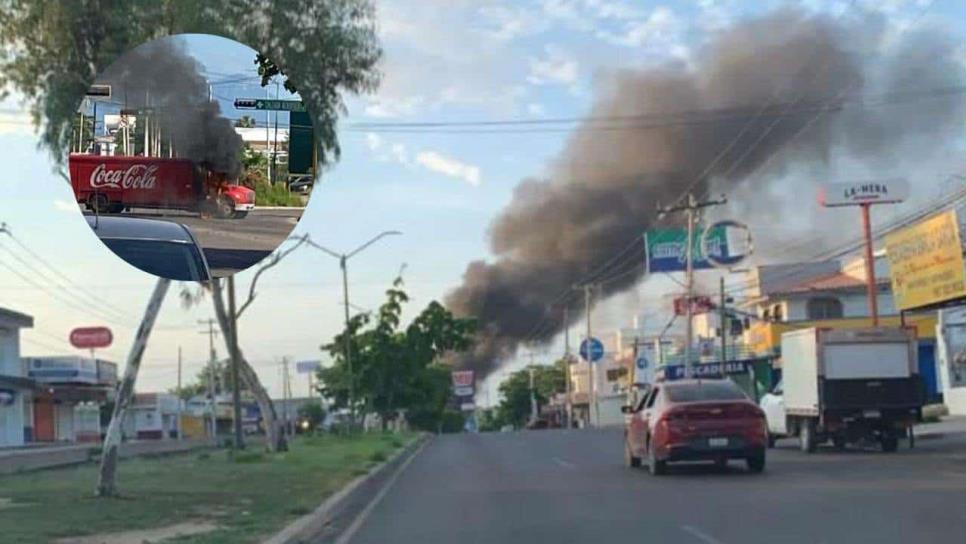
[346, 428, 966, 544]
[84, 207, 303, 277]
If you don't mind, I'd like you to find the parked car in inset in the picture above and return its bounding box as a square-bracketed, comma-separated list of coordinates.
[86, 215, 211, 281]
[622, 379, 768, 475]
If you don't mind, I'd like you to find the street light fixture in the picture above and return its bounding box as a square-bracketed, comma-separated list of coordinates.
[303, 230, 402, 428]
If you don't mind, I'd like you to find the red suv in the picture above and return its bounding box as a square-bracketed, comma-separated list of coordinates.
[623, 379, 767, 475]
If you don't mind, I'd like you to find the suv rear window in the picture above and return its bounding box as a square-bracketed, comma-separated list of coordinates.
[665, 381, 747, 402]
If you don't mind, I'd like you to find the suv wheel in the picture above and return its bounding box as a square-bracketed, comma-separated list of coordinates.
[746, 454, 766, 473]
[624, 440, 641, 468]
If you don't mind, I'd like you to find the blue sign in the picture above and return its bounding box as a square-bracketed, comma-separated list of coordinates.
[579, 337, 605, 362]
[662, 360, 750, 380]
[636, 354, 649, 370]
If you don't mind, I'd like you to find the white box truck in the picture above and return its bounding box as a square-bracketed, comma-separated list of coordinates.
[761, 327, 924, 453]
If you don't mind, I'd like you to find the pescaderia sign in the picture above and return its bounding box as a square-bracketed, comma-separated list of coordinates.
[884, 209, 966, 311]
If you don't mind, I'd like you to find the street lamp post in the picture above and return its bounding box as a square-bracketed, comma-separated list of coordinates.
[305, 231, 401, 429]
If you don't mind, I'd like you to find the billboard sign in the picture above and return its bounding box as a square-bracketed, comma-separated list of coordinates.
[885, 210, 966, 311]
[295, 361, 321, 374]
[645, 223, 750, 273]
[673, 295, 715, 316]
[820, 178, 909, 207]
[69, 327, 113, 349]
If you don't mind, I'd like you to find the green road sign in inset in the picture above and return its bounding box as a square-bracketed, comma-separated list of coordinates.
[234, 98, 306, 112]
[288, 110, 314, 175]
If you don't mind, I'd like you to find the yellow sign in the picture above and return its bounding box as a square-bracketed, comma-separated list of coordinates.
[885, 210, 966, 310]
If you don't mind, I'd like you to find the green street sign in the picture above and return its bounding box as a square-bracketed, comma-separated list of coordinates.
[236, 98, 305, 111]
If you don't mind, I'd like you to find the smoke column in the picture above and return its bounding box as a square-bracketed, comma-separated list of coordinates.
[94, 37, 243, 178]
[445, 8, 966, 377]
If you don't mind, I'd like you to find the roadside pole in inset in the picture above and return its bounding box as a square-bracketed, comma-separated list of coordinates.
[719, 276, 727, 367]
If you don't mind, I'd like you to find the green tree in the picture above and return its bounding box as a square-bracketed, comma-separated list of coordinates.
[0, 0, 381, 169]
[318, 279, 477, 432]
[234, 115, 257, 128]
[495, 360, 566, 428]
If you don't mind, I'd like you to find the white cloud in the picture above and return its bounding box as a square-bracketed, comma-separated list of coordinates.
[526, 102, 546, 116]
[366, 132, 383, 151]
[596, 6, 680, 48]
[527, 45, 579, 86]
[363, 96, 424, 118]
[0, 90, 36, 136]
[415, 151, 481, 186]
[390, 143, 410, 165]
[478, 4, 549, 41]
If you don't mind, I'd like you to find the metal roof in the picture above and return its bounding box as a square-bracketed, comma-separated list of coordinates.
[0, 307, 33, 328]
[85, 215, 195, 243]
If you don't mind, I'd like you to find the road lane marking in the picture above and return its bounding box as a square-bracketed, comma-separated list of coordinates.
[681, 525, 727, 544]
[337, 437, 432, 544]
[552, 457, 576, 469]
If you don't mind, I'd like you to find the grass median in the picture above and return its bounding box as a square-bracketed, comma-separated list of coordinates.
[0, 432, 418, 544]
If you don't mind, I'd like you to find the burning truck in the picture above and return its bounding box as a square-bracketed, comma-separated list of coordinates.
[69, 154, 255, 219]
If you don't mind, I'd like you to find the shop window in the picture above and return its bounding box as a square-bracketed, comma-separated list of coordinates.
[807, 297, 843, 320]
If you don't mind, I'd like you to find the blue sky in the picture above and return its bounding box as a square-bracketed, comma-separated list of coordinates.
[0, 0, 963, 402]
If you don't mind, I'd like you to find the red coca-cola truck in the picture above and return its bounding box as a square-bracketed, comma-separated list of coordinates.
[68, 154, 255, 219]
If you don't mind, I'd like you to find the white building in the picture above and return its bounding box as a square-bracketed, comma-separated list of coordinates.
[122, 393, 181, 440]
[0, 308, 33, 447]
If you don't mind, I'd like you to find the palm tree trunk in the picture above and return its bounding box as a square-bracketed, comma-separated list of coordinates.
[210, 279, 286, 452]
[97, 278, 170, 497]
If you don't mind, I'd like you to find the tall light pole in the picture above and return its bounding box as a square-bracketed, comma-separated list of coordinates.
[305, 231, 402, 429]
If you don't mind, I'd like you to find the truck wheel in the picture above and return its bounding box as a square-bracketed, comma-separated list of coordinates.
[87, 194, 109, 213]
[881, 435, 899, 453]
[232, 210, 249, 219]
[108, 203, 124, 214]
[800, 419, 817, 453]
[214, 196, 234, 219]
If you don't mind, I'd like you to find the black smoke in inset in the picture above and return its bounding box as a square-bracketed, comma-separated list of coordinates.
[445, 8, 966, 377]
[95, 37, 243, 178]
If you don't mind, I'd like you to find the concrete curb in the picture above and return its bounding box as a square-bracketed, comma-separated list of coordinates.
[254, 206, 306, 211]
[263, 433, 432, 544]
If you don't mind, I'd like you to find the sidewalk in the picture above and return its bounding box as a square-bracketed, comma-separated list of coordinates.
[0, 439, 211, 475]
[915, 415, 966, 439]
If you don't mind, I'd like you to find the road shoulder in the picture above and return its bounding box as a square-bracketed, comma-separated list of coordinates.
[264, 432, 433, 544]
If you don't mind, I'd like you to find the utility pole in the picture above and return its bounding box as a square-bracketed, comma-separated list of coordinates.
[658, 193, 727, 378]
[528, 365, 537, 422]
[227, 276, 245, 450]
[576, 283, 601, 428]
[563, 306, 572, 430]
[198, 318, 219, 444]
[720, 276, 727, 367]
[176, 346, 182, 440]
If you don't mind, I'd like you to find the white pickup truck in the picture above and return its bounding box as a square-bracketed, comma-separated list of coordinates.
[759, 327, 924, 453]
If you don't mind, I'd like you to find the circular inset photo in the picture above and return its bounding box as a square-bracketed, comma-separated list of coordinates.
[68, 34, 316, 281]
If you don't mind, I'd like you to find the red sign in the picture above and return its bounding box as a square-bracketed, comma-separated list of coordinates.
[673, 296, 715, 316]
[451, 370, 474, 388]
[69, 327, 113, 349]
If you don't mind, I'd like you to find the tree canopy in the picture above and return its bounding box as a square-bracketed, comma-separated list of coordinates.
[0, 0, 381, 168]
[317, 278, 477, 432]
[491, 359, 567, 429]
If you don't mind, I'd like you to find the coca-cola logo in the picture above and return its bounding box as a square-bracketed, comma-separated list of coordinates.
[89, 163, 158, 190]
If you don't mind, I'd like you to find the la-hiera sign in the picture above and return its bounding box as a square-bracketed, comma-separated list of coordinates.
[819, 178, 909, 207]
[885, 209, 966, 311]
[69, 327, 113, 349]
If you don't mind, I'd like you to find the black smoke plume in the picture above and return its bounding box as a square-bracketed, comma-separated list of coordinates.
[94, 37, 243, 178]
[445, 8, 966, 377]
